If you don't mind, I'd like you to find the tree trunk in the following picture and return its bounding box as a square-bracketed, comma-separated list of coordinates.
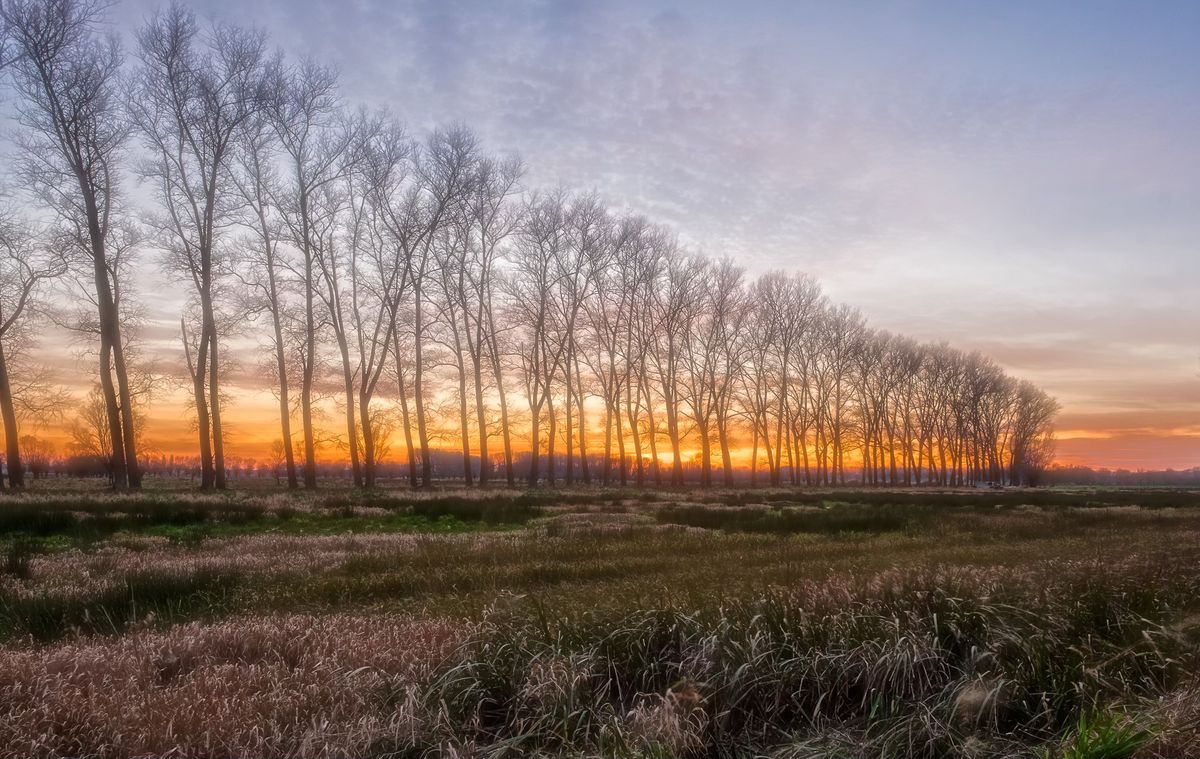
[208, 324, 227, 489]
[0, 341, 24, 490]
[456, 354, 473, 486]
[111, 334, 141, 489]
[359, 389, 375, 487]
[486, 297, 514, 487]
[626, 377, 643, 487]
[528, 403, 540, 485]
[615, 392, 627, 486]
[564, 348, 574, 486]
[97, 338, 127, 489]
[472, 352, 489, 486]
[575, 352, 590, 484]
[268, 261, 298, 490]
[335, 330, 361, 487]
[718, 418, 734, 487]
[546, 394, 557, 486]
[642, 375, 661, 487]
[301, 242, 318, 489]
[413, 283, 432, 487]
[392, 329, 419, 489]
[184, 320, 214, 489]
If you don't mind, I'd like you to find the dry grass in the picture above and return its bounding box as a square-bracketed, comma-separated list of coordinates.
[1, 554, 1196, 757]
[2, 488, 1200, 757]
[0, 615, 467, 758]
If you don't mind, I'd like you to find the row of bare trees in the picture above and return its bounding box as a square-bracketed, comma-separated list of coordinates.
[0, 0, 1057, 490]
[498, 204, 1057, 489]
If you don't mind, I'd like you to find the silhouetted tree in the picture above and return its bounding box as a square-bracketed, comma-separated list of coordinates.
[4, 0, 142, 488]
[132, 4, 269, 489]
[0, 209, 65, 488]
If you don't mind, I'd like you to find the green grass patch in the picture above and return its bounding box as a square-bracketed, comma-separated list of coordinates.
[0, 569, 239, 642]
[653, 502, 925, 534]
[1053, 710, 1155, 759]
[139, 512, 517, 542]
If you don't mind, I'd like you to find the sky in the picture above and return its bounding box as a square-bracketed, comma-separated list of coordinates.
[10, 0, 1200, 470]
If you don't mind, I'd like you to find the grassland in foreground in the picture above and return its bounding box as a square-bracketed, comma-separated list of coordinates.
[2, 483, 1200, 758]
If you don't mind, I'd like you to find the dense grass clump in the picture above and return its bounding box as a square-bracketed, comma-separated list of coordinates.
[412, 559, 1193, 758]
[0, 569, 238, 641]
[408, 495, 544, 524]
[0, 498, 266, 542]
[0, 489, 557, 544]
[653, 502, 923, 534]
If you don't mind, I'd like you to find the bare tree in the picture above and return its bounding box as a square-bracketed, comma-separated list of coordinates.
[463, 156, 522, 486]
[230, 111, 299, 488]
[507, 190, 571, 485]
[307, 114, 380, 488]
[1008, 380, 1059, 485]
[4, 0, 142, 488]
[68, 383, 112, 461]
[617, 220, 662, 487]
[268, 59, 357, 489]
[680, 257, 745, 486]
[341, 113, 406, 487]
[647, 245, 702, 486]
[132, 4, 268, 489]
[0, 5, 1062, 491]
[375, 125, 478, 487]
[580, 214, 635, 486]
[0, 210, 65, 488]
[555, 193, 607, 486]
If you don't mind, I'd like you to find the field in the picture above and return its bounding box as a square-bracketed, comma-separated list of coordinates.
[2, 484, 1200, 758]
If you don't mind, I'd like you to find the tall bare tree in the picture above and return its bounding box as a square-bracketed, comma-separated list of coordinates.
[375, 125, 478, 487]
[350, 117, 411, 488]
[230, 111, 299, 488]
[309, 111, 383, 488]
[463, 156, 522, 486]
[0, 210, 65, 489]
[647, 246, 702, 486]
[268, 59, 356, 489]
[4, 0, 142, 488]
[508, 190, 571, 485]
[132, 4, 268, 489]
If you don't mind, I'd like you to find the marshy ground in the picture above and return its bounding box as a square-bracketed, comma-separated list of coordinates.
[2, 482, 1199, 758]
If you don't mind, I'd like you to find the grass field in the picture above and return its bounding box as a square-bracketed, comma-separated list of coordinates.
[2, 483, 1199, 758]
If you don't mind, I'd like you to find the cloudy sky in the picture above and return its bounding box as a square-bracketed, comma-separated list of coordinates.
[19, 0, 1200, 469]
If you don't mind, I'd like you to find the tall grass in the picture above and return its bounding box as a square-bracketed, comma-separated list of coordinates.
[0, 557, 1195, 757]
[1, 489, 1199, 756]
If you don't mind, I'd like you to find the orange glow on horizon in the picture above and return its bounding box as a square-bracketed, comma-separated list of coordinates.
[12, 385, 1197, 474]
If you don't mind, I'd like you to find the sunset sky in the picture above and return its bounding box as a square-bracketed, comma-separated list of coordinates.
[9, 0, 1200, 470]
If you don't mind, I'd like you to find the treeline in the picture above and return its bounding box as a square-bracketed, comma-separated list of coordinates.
[1043, 466, 1200, 487]
[0, 0, 1057, 491]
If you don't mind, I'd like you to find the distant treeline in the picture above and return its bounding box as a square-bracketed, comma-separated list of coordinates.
[1044, 466, 1200, 487]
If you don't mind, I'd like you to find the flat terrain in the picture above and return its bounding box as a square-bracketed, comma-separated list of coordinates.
[2, 483, 1200, 758]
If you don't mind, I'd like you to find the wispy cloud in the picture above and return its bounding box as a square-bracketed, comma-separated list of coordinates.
[32, 0, 1200, 467]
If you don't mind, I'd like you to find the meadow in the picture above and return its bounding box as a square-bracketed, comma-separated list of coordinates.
[1, 483, 1199, 758]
